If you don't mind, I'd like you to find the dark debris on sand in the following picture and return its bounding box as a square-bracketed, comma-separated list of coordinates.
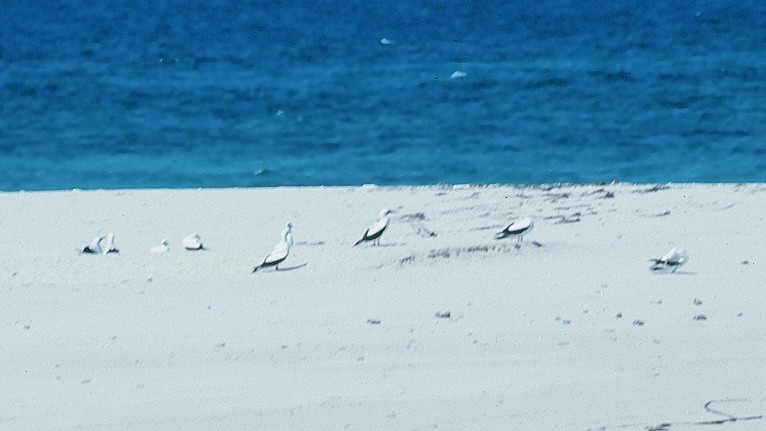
[633, 184, 671, 194]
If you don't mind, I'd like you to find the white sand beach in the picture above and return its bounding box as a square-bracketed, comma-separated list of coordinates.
[1, 184, 765, 430]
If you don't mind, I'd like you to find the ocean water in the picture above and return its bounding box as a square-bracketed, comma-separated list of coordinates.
[1, 0, 765, 190]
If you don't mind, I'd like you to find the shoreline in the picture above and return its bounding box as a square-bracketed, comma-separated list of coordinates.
[3, 181, 765, 194]
[1, 183, 765, 430]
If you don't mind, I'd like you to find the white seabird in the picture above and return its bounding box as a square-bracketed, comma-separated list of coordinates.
[149, 239, 170, 254]
[253, 222, 293, 272]
[80, 235, 105, 254]
[495, 217, 534, 244]
[651, 247, 689, 273]
[103, 232, 119, 254]
[354, 208, 393, 246]
[182, 232, 204, 250]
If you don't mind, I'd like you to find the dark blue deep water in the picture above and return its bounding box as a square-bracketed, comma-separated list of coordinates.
[1, 0, 765, 190]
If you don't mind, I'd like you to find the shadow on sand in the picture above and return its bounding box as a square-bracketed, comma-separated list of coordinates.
[274, 263, 308, 272]
[252, 262, 308, 273]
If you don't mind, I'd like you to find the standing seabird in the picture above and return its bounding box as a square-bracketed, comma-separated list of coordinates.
[495, 217, 534, 245]
[253, 222, 293, 272]
[354, 208, 393, 246]
[149, 239, 170, 254]
[103, 232, 119, 254]
[651, 247, 689, 273]
[182, 232, 205, 250]
[80, 235, 105, 254]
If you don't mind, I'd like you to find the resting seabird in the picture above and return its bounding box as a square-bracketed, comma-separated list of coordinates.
[182, 232, 204, 250]
[651, 247, 689, 273]
[253, 223, 293, 272]
[80, 235, 105, 254]
[103, 232, 119, 254]
[149, 239, 170, 254]
[495, 217, 534, 244]
[354, 208, 393, 246]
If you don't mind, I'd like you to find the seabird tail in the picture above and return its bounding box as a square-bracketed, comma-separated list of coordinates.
[252, 265, 261, 273]
[353, 238, 365, 246]
[650, 259, 673, 271]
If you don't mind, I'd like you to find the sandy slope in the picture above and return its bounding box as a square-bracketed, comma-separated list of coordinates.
[0, 184, 765, 430]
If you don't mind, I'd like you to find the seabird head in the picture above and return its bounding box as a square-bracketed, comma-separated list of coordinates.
[379, 208, 393, 218]
[282, 222, 294, 246]
[161, 239, 169, 246]
[104, 232, 119, 253]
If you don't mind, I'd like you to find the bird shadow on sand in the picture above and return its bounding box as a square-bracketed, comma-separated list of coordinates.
[255, 263, 308, 273]
[276, 263, 308, 271]
[513, 241, 543, 250]
[356, 242, 402, 248]
[505, 241, 543, 250]
[651, 270, 697, 275]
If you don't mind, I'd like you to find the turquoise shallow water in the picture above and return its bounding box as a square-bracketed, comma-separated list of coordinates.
[1, 0, 765, 190]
